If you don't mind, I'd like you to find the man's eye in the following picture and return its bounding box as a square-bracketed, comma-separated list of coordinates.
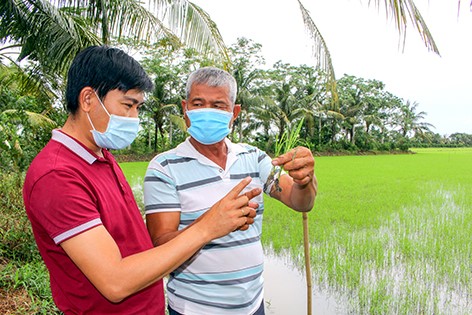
[214, 104, 228, 110]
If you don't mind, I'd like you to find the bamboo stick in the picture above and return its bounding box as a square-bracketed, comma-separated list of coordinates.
[303, 212, 312, 315]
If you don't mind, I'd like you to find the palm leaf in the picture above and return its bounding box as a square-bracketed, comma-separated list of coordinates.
[368, 0, 440, 54]
[2, 0, 229, 77]
[2, 109, 56, 127]
[297, 0, 339, 107]
[158, 0, 230, 66]
[169, 113, 187, 132]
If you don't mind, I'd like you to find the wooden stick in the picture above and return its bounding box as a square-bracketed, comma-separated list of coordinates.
[303, 212, 312, 315]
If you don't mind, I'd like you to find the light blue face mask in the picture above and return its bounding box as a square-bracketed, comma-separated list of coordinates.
[186, 108, 233, 145]
[87, 92, 140, 150]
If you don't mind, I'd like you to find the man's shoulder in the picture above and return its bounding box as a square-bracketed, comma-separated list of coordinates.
[147, 145, 187, 168]
[25, 138, 96, 187]
[27, 140, 64, 175]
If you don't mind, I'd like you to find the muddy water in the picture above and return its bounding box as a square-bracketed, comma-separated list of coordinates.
[263, 254, 344, 315]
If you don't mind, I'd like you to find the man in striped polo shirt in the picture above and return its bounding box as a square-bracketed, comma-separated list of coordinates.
[144, 67, 317, 315]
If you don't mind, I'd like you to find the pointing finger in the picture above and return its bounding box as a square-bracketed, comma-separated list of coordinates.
[225, 177, 252, 199]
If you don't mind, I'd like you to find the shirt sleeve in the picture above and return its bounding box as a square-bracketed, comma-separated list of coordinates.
[256, 148, 276, 195]
[28, 170, 102, 244]
[143, 157, 181, 214]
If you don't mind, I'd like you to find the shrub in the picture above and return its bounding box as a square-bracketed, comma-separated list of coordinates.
[0, 172, 39, 262]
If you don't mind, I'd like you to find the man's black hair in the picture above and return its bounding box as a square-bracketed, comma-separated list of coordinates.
[65, 46, 153, 114]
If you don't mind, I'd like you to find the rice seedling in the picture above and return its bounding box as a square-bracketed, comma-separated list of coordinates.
[261, 148, 472, 314]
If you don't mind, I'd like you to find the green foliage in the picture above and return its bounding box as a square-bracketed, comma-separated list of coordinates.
[0, 109, 58, 172]
[0, 64, 63, 173]
[0, 171, 60, 313]
[0, 172, 39, 263]
[0, 261, 60, 314]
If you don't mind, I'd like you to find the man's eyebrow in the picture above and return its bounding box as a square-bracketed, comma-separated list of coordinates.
[123, 95, 143, 105]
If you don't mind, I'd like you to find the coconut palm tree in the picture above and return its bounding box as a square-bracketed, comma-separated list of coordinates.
[0, 0, 229, 82]
[396, 100, 435, 138]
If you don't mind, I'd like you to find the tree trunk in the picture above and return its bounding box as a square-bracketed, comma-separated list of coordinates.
[153, 120, 158, 152]
[350, 127, 355, 144]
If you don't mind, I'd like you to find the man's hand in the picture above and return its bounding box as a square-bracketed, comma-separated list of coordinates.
[196, 177, 261, 241]
[272, 146, 315, 188]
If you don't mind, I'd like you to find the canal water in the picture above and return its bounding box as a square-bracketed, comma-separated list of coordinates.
[263, 254, 345, 315]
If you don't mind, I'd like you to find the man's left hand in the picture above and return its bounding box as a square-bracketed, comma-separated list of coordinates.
[272, 146, 315, 187]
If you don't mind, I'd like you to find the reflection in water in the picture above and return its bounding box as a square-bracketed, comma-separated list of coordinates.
[263, 254, 345, 315]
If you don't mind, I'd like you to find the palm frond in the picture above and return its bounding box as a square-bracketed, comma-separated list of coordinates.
[368, 0, 440, 55]
[162, 1, 230, 66]
[169, 113, 187, 132]
[2, 109, 56, 127]
[297, 0, 338, 107]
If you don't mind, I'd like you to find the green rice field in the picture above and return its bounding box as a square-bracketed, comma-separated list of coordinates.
[121, 148, 472, 314]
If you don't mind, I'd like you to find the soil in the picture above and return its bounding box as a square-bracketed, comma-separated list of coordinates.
[0, 287, 32, 315]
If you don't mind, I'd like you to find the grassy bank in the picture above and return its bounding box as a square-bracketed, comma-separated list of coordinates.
[122, 148, 472, 314]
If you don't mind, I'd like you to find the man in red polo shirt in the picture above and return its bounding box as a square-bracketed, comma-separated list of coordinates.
[23, 46, 260, 314]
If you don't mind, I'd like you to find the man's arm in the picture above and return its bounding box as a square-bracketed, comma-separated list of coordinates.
[61, 177, 260, 303]
[269, 146, 317, 212]
[146, 202, 258, 246]
[146, 212, 181, 246]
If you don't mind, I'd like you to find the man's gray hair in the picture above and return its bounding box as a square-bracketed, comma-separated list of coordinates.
[186, 67, 237, 105]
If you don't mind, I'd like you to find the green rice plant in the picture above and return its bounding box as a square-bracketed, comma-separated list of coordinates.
[120, 161, 149, 214]
[268, 118, 305, 192]
[261, 148, 472, 314]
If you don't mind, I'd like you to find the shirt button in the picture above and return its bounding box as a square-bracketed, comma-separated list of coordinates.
[219, 168, 223, 173]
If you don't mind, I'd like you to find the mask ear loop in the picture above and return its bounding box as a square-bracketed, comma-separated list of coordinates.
[86, 113, 97, 131]
[87, 91, 110, 132]
[94, 91, 111, 117]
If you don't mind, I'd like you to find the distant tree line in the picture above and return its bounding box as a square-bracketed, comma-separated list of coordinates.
[2, 37, 471, 172]
[121, 37, 472, 158]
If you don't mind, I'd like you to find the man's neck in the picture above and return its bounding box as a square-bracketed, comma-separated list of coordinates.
[189, 137, 228, 169]
[62, 115, 104, 158]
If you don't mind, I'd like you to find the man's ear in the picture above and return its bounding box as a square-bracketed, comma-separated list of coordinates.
[181, 100, 188, 115]
[232, 104, 241, 120]
[79, 87, 95, 113]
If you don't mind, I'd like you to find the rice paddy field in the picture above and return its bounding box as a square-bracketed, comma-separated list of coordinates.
[121, 148, 472, 315]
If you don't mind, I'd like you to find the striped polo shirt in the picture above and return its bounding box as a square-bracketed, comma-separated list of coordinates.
[144, 137, 274, 315]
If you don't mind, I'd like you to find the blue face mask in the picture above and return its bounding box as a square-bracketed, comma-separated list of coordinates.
[186, 108, 233, 145]
[87, 92, 140, 150]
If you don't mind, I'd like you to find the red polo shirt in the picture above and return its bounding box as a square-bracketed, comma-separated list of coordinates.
[23, 129, 165, 314]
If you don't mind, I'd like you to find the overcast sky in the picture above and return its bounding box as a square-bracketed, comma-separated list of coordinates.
[191, 0, 472, 135]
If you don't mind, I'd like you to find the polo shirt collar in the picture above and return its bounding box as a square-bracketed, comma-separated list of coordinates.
[174, 138, 248, 170]
[51, 129, 98, 164]
[175, 137, 247, 158]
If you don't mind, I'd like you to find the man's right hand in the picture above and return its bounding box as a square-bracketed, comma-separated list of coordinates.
[196, 177, 261, 241]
